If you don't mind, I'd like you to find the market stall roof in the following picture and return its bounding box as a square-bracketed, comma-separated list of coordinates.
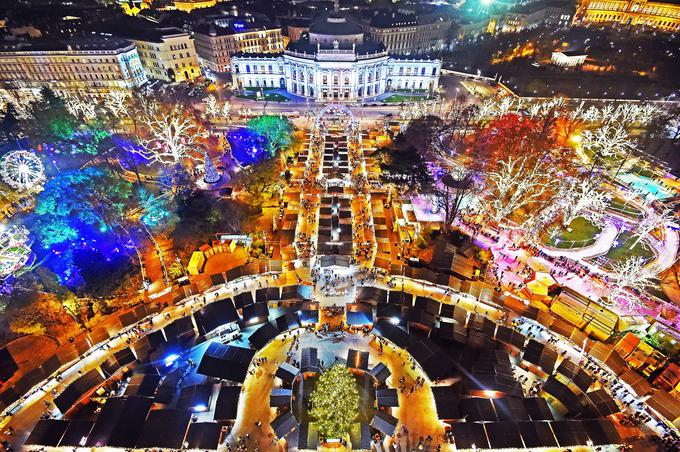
[460, 397, 497, 421]
[582, 419, 621, 446]
[493, 397, 530, 421]
[373, 319, 409, 348]
[185, 422, 221, 450]
[58, 420, 95, 447]
[556, 359, 594, 393]
[346, 309, 373, 326]
[271, 412, 298, 439]
[276, 362, 300, 384]
[524, 397, 554, 420]
[136, 408, 192, 450]
[197, 342, 255, 383]
[347, 349, 369, 370]
[350, 422, 372, 450]
[275, 312, 300, 332]
[177, 384, 212, 411]
[249, 321, 279, 349]
[297, 422, 319, 450]
[243, 302, 270, 325]
[543, 376, 582, 414]
[450, 422, 489, 449]
[431, 385, 460, 420]
[585, 388, 620, 416]
[301, 347, 321, 374]
[370, 411, 398, 436]
[214, 385, 241, 420]
[368, 363, 390, 386]
[85, 396, 153, 448]
[376, 388, 399, 407]
[485, 422, 524, 449]
[299, 309, 319, 324]
[25, 419, 69, 447]
[124, 373, 162, 397]
[516, 421, 558, 448]
[194, 299, 239, 335]
[0, 347, 18, 382]
[270, 388, 293, 407]
[54, 368, 105, 414]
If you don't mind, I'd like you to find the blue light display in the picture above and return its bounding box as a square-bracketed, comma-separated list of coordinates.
[226, 128, 268, 166]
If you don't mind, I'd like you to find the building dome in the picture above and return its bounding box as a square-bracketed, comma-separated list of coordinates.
[309, 13, 363, 36]
[308, 13, 364, 46]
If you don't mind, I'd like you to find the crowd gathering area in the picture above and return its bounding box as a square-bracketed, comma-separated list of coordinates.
[2, 100, 680, 452]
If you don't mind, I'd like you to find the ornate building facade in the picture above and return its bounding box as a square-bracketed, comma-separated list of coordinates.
[575, 0, 680, 31]
[0, 37, 147, 93]
[231, 14, 441, 101]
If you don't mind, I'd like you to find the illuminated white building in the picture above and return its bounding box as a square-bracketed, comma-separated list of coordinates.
[231, 13, 441, 101]
[0, 37, 147, 93]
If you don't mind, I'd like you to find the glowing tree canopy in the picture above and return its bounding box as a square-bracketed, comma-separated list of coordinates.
[632, 206, 676, 248]
[246, 115, 292, 157]
[581, 124, 635, 160]
[0, 150, 46, 192]
[309, 365, 360, 440]
[482, 155, 556, 223]
[556, 177, 611, 227]
[608, 256, 657, 312]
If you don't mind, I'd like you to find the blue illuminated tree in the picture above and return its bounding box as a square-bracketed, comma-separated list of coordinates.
[246, 115, 292, 157]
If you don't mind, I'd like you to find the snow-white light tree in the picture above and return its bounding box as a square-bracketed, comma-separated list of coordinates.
[556, 177, 611, 227]
[631, 206, 676, 248]
[608, 256, 657, 312]
[482, 155, 556, 223]
[135, 106, 205, 167]
[581, 123, 636, 159]
[222, 101, 232, 118]
[204, 94, 219, 118]
[104, 90, 130, 117]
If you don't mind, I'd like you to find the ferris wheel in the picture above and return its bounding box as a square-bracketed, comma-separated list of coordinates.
[0, 150, 46, 192]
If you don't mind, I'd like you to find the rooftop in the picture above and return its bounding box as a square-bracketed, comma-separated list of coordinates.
[194, 21, 279, 37]
[309, 13, 363, 36]
[0, 36, 135, 53]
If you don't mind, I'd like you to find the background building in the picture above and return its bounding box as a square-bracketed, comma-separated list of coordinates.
[494, 0, 574, 33]
[575, 0, 680, 31]
[120, 27, 201, 82]
[359, 9, 452, 54]
[231, 12, 441, 101]
[194, 19, 284, 73]
[0, 37, 147, 93]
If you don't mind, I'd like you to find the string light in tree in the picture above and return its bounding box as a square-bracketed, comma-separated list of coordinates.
[309, 365, 360, 440]
[0, 150, 46, 192]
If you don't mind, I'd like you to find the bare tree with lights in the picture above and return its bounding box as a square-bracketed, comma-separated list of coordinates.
[482, 155, 556, 224]
[135, 105, 205, 167]
[103, 90, 130, 118]
[556, 177, 611, 227]
[631, 206, 676, 248]
[608, 256, 657, 312]
[581, 123, 636, 163]
[204, 94, 219, 118]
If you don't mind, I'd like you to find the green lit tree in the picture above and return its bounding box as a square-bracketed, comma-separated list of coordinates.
[309, 365, 360, 440]
[246, 115, 292, 157]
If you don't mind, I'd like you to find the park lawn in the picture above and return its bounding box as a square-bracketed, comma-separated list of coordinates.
[608, 196, 642, 217]
[382, 94, 426, 103]
[604, 230, 655, 262]
[541, 217, 602, 248]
